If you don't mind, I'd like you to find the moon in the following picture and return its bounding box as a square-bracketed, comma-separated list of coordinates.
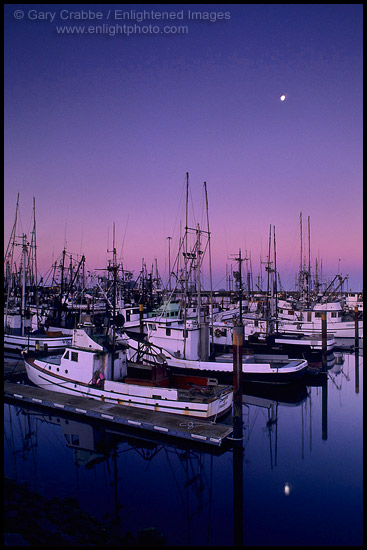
[280, 94, 286, 101]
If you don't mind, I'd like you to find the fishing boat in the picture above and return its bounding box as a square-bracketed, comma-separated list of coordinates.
[123, 334, 309, 384]
[22, 328, 233, 420]
[4, 312, 72, 354]
[276, 300, 363, 339]
[211, 316, 335, 356]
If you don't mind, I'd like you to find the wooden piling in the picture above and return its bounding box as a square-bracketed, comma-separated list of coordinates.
[321, 313, 327, 357]
[232, 324, 243, 440]
[354, 306, 359, 350]
[139, 303, 144, 334]
[355, 351, 359, 394]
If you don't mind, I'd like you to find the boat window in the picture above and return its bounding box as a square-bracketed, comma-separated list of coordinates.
[307, 312, 312, 322]
[288, 310, 293, 315]
[65, 434, 80, 446]
[63, 351, 69, 359]
[71, 352, 78, 362]
[166, 328, 171, 336]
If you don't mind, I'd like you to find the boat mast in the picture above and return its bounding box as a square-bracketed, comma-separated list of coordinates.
[31, 197, 38, 310]
[21, 234, 28, 337]
[108, 222, 118, 379]
[183, 172, 189, 359]
[307, 215, 311, 307]
[196, 223, 201, 327]
[167, 236, 172, 292]
[58, 247, 66, 326]
[266, 224, 272, 335]
[299, 212, 303, 303]
[273, 225, 278, 332]
[204, 181, 214, 354]
[238, 248, 243, 326]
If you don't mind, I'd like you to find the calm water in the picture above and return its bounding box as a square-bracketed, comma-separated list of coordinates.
[4, 351, 363, 546]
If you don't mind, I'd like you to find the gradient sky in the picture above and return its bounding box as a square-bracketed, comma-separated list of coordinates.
[4, 4, 363, 291]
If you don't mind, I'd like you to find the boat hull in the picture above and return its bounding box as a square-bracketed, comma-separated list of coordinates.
[4, 333, 72, 354]
[277, 320, 363, 339]
[166, 361, 308, 385]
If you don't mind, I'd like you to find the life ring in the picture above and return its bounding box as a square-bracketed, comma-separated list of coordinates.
[214, 328, 222, 338]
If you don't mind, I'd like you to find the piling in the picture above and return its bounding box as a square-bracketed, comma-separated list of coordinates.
[354, 306, 359, 350]
[232, 323, 244, 546]
[232, 324, 243, 439]
[321, 313, 328, 372]
[321, 313, 327, 354]
[355, 352, 359, 394]
[139, 303, 144, 334]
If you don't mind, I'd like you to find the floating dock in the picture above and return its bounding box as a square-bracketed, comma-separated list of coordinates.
[4, 381, 233, 447]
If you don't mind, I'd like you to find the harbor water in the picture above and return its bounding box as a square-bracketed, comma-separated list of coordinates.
[4, 350, 363, 546]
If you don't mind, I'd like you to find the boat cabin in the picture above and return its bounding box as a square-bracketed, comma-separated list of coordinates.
[58, 329, 128, 384]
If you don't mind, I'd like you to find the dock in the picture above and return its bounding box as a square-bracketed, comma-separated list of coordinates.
[4, 381, 233, 447]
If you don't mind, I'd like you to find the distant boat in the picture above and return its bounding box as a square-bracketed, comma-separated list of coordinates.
[4, 312, 72, 354]
[276, 300, 363, 339]
[23, 328, 233, 420]
[211, 317, 336, 356]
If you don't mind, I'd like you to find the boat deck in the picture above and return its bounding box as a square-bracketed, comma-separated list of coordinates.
[4, 381, 233, 447]
[122, 373, 232, 403]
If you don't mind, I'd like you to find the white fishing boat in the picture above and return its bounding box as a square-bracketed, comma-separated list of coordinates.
[210, 299, 337, 355]
[212, 320, 335, 355]
[4, 312, 72, 354]
[130, 304, 309, 383]
[23, 328, 233, 420]
[253, 331, 335, 353]
[124, 334, 309, 384]
[276, 300, 363, 339]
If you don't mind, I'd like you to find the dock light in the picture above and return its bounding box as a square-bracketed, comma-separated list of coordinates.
[280, 94, 286, 101]
[284, 482, 291, 495]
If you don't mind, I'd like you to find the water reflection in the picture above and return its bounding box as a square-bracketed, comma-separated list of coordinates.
[4, 351, 363, 546]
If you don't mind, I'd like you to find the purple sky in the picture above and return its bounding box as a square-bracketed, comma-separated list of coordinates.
[4, 4, 363, 291]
